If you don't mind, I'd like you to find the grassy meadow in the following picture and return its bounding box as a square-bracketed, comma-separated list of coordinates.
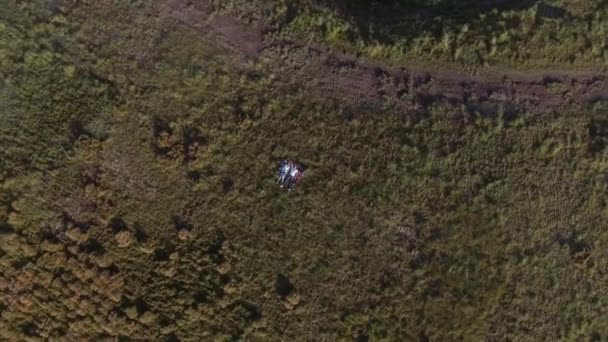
[1, 0, 608, 340]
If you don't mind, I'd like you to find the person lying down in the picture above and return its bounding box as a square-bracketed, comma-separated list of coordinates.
[277, 159, 304, 191]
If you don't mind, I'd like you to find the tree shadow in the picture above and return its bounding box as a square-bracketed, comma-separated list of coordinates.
[322, 0, 567, 48]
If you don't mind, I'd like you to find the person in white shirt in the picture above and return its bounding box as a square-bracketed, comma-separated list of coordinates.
[278, 160, 291, 187]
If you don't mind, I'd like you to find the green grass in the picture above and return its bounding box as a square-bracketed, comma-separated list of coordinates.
[1, 1, 608, 340]
[268, 0, 608, 71]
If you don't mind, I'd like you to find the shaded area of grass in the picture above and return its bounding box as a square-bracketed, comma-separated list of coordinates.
[268, 0, 608, 70]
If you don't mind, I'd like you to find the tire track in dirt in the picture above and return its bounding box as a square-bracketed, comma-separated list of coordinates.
[297, 47, 608, 112]
[155, 0, 608, 112]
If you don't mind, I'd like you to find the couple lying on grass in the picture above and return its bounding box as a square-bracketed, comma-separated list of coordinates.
[277, 159, 304, 191]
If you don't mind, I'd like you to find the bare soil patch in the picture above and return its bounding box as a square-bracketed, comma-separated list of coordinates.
[154, 0, 263, 57]
[207, 14, 263, 56]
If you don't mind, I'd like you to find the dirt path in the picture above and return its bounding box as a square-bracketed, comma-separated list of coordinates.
[156, 1, 608, 113]
[299, 48, 608, 112]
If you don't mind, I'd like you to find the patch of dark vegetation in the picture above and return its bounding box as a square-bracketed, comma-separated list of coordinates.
[355, 331, 369, 342]
[134, 224, 149, 243]
[342, 108, 355, 120]
[220, 273, 231, 284]
[541, 75, 563, 85]
[0, 222, 15, 234]
[590, 331, 602, 342]
[11, 257, 31, 270]
[152, 117, 173, 157]
[158, 316, 172, 328]
[109, 217, 128, 233]
[186, 170, 201, 181]
[171, 215, 193, 232]
[80, 238, 105, 256]
[134, 297, 149, 315]
[536, 2, 569, 19]
[275, 273, 294, 298]
[229, 299, 261, 321]
[106, 263, 121, 276]
[52, 267, 66, 279]
[322, 0, 538, 44]
[88, 69, 120, 101]
[153, 248, 170, 262]
[222, 177, 234, 193]
[182, 127, 206, 163]
[62, 211, 90, 232]
[68, 119, 92, 142]
[465, 100, 503, 118]
[556, 233, 592, 258]
[588, 94, 608, 105]
[193, 291, 207, 305]
[208, 231, 226, 264]
[165, 332, 180, 342]
[20, 321, 37, 337]
[587, 117, 608, 154]
[81, 165, 101, 186]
